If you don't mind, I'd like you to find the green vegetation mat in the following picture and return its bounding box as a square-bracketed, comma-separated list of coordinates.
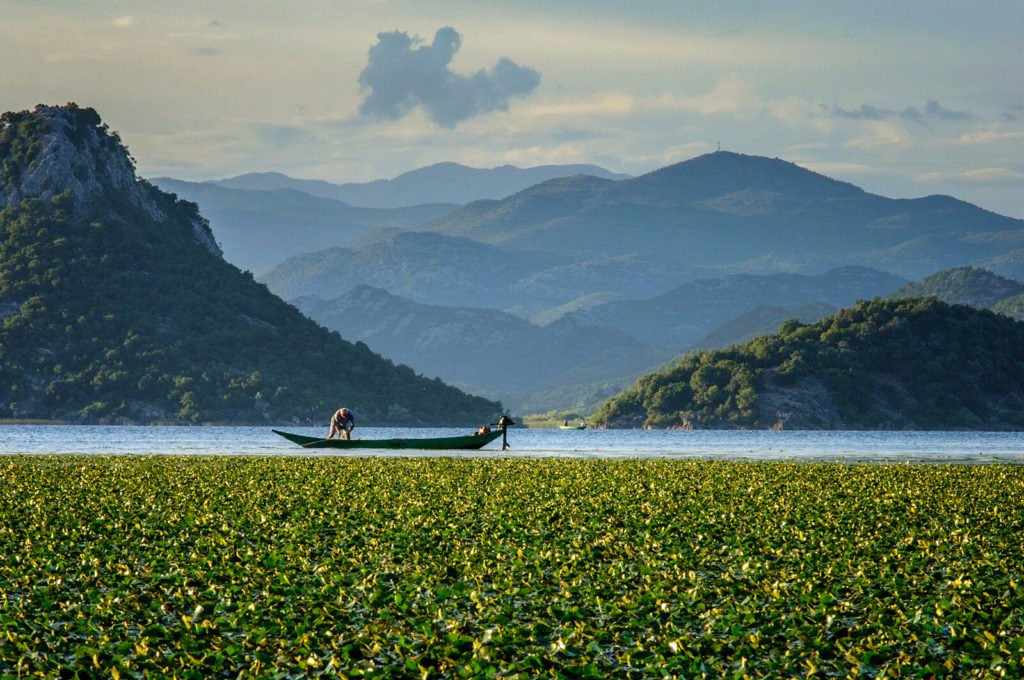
[2, 457, 1022, 677]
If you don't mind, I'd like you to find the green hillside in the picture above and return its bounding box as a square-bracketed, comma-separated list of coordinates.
[595, 297, 1024, 430]
[0, 104, 502, 425]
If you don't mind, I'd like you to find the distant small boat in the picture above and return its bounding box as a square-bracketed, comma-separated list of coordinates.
[273, 426, 506, 450]
[558, 423, 587, 430]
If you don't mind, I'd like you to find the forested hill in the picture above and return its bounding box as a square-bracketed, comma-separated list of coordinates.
[595, 297, 1024, 430]
[0, 104, 502, 424]
[895, 267, 1024, 320]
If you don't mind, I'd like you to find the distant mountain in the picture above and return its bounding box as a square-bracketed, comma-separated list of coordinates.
[693, 302, 839, 350]
[572, 266, 908, 352]
[416, 151, 1024, 279]
[259, 231, 706, 318]
[151, 178, 455, 272]
[293, 286, 663, 413]
[283, 267, 901, 413]
[0, 104, 502, 425]
[212, 162, 632, 209]
[895, 267, 1024, 309]
[595, 297, 1024, 430]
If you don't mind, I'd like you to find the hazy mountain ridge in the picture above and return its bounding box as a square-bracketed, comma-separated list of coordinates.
[0, 103, 501, 425]
[151, 177, 456, 271]
[287, 266, 909, 414]
[414, 151, 1024, 277]
[294, 285, 662, 412]
[212, 162, 632, 208]
[259, 231, 704, 316]
[693, 302, 840, 350]
[571, 266, 909, 351]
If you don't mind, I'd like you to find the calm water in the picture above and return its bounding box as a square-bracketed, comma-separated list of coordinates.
[1, 425, 1022, 463]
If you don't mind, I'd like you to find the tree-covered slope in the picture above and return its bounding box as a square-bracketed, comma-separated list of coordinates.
[0, 104, 502, 425]
[595, 298, 1024, 430]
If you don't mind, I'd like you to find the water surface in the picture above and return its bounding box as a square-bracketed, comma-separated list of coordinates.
[1, 425, 1022, 463]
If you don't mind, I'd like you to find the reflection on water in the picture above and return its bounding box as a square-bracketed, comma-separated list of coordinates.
[1, 425, 1023, 463]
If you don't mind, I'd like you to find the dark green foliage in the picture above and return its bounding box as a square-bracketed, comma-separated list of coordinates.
[2, 457, 1023, 677]
[0, 107, 501, 424]
[596, 297, 1024, 429]
[0, 110, 47, 186]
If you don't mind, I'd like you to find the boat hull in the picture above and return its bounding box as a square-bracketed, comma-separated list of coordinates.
[272, 428, 505, 450]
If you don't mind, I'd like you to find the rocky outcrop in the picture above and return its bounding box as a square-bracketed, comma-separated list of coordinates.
[0, 104, 221, 257]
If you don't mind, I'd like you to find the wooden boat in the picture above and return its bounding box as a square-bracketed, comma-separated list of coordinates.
[272, 427, 505, 450]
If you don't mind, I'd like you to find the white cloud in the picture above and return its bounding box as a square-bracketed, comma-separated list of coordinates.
[623, 142, 712, 168]
[520, 92, 635, 118]
[800, 161, 878, 176]
[941, 128, 1024, 145]
[915, 167, 1024, 184]
[842, 121, 910, 150]
[654, 74, 759, 115]
[784, 142, 828, 153]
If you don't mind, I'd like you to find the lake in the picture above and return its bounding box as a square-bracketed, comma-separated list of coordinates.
[1, 425, 1022, 463]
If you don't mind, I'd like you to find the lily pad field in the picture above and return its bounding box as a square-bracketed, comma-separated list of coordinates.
[1, 457, 1023, 677]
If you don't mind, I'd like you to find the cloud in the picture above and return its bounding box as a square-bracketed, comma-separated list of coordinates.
[916, 168, 1024, 185]
[799, 161, 878, 176]
[925, 100, 971, 121]
[357, 26, 541, 128]
[113, 15, 136, 28]
[942, 128, 1024, 145]
[842, 121, 910, 150]
[830, 104, 893, 121]
[828, 100, 971, 123]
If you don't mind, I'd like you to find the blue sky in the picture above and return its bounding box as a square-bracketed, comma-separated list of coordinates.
[2, 0, 1023, 217]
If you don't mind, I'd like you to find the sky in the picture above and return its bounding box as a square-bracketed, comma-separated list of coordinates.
[2, 0, 1024, 217]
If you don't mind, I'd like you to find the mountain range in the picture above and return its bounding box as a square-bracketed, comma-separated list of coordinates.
[153, 163, 631, 272]
[260, 152, 1024, 330]
[292, 286, 663, 411]
[251, 150, 1024, 415]
[150, 178, 455, 271]
[294, 267, 907, 413]
[260, 231, 707, 317]
[413, 151, 1024, 279]
[209, 162, 632, 208]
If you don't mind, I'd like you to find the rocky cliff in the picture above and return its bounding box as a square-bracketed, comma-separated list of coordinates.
[1, 103, 219, 255]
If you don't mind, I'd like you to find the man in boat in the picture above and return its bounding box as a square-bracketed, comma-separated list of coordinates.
[327, 407, 355, 440]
